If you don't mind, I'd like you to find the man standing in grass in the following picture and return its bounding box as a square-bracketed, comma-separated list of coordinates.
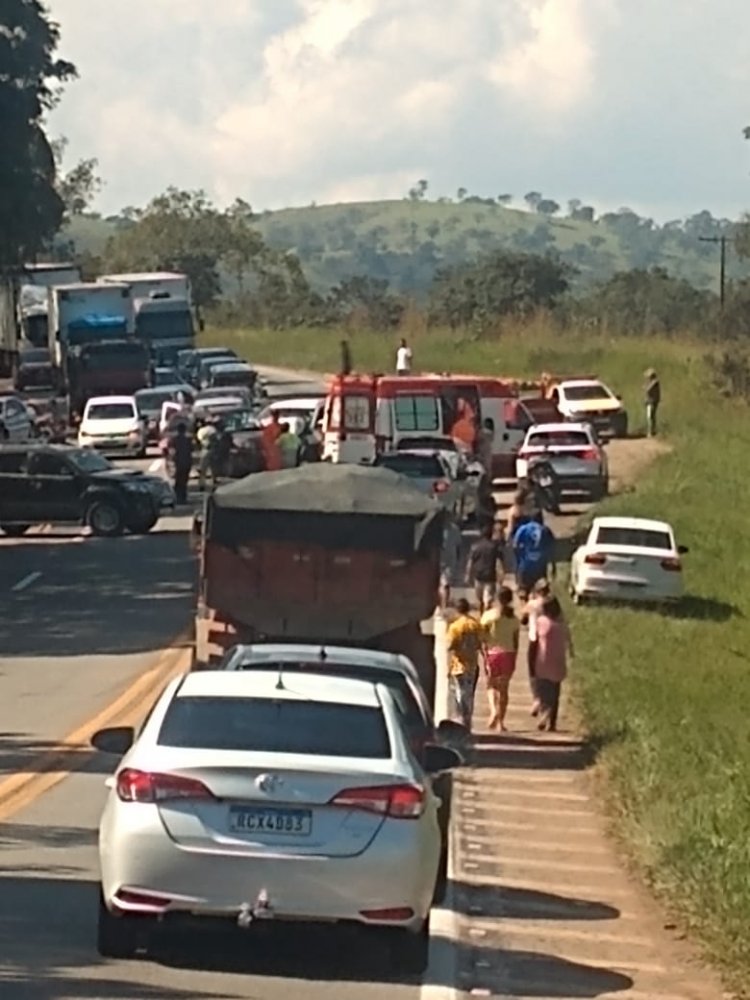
[396, 337, 413, 375]
[645, 368, 661, 436]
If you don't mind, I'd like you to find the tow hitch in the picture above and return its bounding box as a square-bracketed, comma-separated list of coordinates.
[237, 890, 273, 928]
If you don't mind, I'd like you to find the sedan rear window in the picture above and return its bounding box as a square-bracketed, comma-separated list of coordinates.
[596, 526, 672, 550]
[377, 454, 443, 478]
[235, 664, 428, 738]
[563, 384, 613, 401]
[527, 431, 591, 448]
[86, 403, 136, 421]
[158, 696, 391, 758]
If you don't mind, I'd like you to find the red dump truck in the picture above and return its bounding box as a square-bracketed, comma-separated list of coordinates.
[192, 463, 444, 706]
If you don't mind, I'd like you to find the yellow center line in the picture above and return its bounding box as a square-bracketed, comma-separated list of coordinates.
[0, 631, 192, 822]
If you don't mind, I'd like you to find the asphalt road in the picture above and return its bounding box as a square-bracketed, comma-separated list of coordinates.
[0, 367, 433, 1000]
[0, 364, 597, 999]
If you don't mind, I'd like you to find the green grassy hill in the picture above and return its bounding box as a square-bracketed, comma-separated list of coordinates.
[62, 198, 741, 296]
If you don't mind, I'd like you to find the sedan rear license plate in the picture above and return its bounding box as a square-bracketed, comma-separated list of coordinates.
[229, 806, 312, 836]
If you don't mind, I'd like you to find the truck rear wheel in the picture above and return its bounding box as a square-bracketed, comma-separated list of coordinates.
[87, 500, 125, 537]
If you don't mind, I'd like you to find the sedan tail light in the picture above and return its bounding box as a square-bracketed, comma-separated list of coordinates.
[433, 480, 450, 494]
[579, 448, 599, 461]
[116, 768, 216, 803]
[360, 907, 415, 921]
[660, 558, 682, 572]
[329, 783, 425, 819]
[517, 449, 531, 460]
[584, 553, 607, 565]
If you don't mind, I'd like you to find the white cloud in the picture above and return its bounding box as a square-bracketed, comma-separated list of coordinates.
[45, 0, 750, 218]
[487, 0, 603, 112]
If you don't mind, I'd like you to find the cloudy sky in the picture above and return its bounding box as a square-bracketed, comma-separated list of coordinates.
[46, 0, 750, 220]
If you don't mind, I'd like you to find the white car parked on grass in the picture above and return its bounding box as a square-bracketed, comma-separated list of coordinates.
[569, 516, 688, 605]
[78, 396, 147, 458]
[516, 422, 608, 499]
[93, 669, 459, 971]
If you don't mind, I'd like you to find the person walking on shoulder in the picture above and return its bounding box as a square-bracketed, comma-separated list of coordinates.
[466, 523, 505, 612]
[446, 598, 484, 731]
[535, 597, 574, 732]
[521, 579, 554, 717]
[513, 517, 556, 594]
[481, 587, 520, 731]
[645, 368, 661, 437]
[396, 337, 413, 376]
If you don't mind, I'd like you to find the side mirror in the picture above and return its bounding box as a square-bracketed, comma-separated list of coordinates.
[423, 742, 462, 773]
[616, 394, 623, 401]
[91, 726, 134, 756]
[678, 544, 689, 555]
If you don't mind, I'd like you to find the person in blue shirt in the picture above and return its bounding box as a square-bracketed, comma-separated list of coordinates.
[513, 519, 556, 592]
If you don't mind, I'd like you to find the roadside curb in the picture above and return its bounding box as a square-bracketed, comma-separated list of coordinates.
[0, 633, 191, 821]
[422, 610, 462, 999]
[423, 824, 460, 1000]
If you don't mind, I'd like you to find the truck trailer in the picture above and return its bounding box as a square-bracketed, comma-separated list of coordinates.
[19, 262, 83, 350]
[97, 272, 197, 365]
[193, 463, 444, 706]
[48, 282, 149, 417]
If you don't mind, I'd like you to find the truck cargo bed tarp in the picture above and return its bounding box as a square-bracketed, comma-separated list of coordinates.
[208, 464, 443, 556]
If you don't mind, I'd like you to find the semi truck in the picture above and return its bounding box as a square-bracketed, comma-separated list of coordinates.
[19, 262, 82, 349]
[48, 282, 149, 418]
[97, 272, 197, 365]
[192, 462, 444, 707]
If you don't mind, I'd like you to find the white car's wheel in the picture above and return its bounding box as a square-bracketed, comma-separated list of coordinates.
[97, 891, 140, 959]
[386, 922, 429, 975]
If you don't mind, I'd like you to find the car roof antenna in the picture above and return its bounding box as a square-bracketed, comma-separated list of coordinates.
[275, 663, 285, 690]
[318, 647, 327, 662]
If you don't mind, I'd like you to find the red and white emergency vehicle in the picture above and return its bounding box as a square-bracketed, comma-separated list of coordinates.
[321, 372, 537, 479]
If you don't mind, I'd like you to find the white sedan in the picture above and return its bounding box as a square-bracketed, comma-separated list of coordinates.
[569, 516, 689, 605]
[93, 670, 459, 971]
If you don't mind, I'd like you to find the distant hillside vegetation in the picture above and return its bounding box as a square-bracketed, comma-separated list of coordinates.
[63, 197, 739, 296]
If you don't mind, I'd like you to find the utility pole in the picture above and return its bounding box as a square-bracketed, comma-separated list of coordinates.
[699, 235, 731, 309]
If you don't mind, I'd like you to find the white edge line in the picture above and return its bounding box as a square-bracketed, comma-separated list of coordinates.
[422, 611, 460, 999]
[422, 822, 460, 1000]
[11, 571, 42, 592]
[148, 458, 164, 473]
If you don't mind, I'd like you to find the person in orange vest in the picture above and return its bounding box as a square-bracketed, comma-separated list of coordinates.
[261, 412, 283, 471]
[451, 399, 477, 452]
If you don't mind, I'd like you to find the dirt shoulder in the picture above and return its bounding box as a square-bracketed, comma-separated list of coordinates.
[608, 435, 672, 495]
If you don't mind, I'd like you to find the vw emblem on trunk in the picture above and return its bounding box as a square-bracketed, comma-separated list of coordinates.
[256, 773, 280, 793]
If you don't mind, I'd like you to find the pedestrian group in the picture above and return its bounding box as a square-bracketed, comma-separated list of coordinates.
[445, 476, 574, 736]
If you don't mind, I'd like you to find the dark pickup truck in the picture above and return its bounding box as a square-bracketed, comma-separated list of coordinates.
[0, 444, 175, 537]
